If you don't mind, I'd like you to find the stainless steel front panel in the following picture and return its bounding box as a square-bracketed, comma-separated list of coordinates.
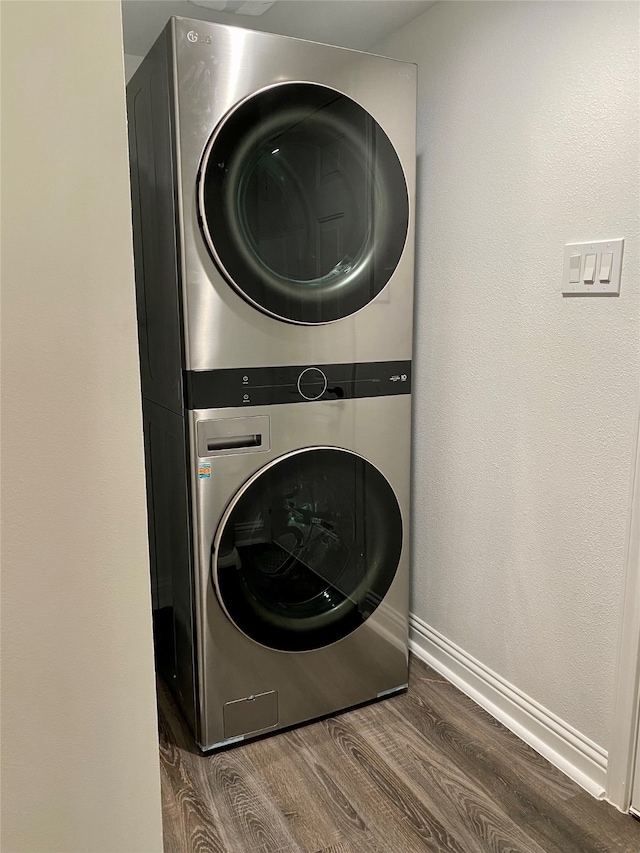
[188, 395, 411, 749]
[171, 17, 417, 369]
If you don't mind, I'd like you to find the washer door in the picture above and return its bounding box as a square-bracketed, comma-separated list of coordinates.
[212, 448, 403, 651]
[198, 83, 409, 324]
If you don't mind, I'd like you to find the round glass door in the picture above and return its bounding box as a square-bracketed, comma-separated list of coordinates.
[198, 83, 409, 324]
[212, 448, 403, 651]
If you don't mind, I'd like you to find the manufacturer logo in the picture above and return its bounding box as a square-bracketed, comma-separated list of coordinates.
[187, 30, 212, 44]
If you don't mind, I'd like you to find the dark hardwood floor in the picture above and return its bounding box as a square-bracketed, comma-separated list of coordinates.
[158, 656, 640, 852]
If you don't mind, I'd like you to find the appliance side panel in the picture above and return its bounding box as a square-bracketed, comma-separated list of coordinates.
[127, 29, 184, 414]
[142, 399, 198, 738]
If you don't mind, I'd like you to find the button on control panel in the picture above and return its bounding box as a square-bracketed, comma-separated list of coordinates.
[297, 367, 328, 400]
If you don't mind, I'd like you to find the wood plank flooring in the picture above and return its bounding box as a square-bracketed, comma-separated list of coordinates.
[158, 656, 640, 852]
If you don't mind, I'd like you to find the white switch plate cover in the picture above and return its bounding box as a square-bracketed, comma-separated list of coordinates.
[562, 238, 624, 295]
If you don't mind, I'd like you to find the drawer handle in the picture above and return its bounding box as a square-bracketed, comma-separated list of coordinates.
[206, 434, 261, 452]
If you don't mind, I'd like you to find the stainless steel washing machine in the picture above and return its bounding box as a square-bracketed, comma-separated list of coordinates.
[127, 19, 416, 750]
[127, 17, 416, 417]
[144, 363, 411, 749]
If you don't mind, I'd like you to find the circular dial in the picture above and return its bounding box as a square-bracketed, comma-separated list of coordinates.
[297, 367, 327, 401]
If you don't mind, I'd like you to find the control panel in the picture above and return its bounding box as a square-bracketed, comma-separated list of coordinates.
[184, 361, 411, 410]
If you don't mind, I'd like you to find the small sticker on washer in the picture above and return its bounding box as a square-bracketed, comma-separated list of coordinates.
[198, 462, 211, 479]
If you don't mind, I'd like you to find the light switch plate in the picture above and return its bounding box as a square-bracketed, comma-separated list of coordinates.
[562, 239, 624, 295]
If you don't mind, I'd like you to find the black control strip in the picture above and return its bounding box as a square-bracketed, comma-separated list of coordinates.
[184, 361, 411, 410]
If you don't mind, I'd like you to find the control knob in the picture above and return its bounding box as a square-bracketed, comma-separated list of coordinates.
[297, 367, 327, 401]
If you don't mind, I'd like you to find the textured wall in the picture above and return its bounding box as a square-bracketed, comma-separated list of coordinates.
[1, 2, 163, 850]
[376, 0, 639, 749]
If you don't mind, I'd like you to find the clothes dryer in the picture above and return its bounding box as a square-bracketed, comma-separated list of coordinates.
[127, 17, 416, 417]
[144, 362, 411, 749]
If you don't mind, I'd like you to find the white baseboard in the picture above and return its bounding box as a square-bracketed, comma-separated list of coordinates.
[409, 614, 608, 799]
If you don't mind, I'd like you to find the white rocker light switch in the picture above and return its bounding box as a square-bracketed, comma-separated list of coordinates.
[569, 255, 581, 283]
[583, 254, 596, 284]
[599, 252, 613, 283]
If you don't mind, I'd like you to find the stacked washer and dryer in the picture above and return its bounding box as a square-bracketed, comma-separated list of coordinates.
[127, 17, 416, 751]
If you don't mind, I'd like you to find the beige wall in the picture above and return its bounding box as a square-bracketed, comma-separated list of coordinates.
[376, 0, 639, 752]
[1, 2, 163, 850]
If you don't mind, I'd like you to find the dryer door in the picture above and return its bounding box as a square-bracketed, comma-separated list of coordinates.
[198, 83, 409, 325]
[212, 448, 403, 651]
